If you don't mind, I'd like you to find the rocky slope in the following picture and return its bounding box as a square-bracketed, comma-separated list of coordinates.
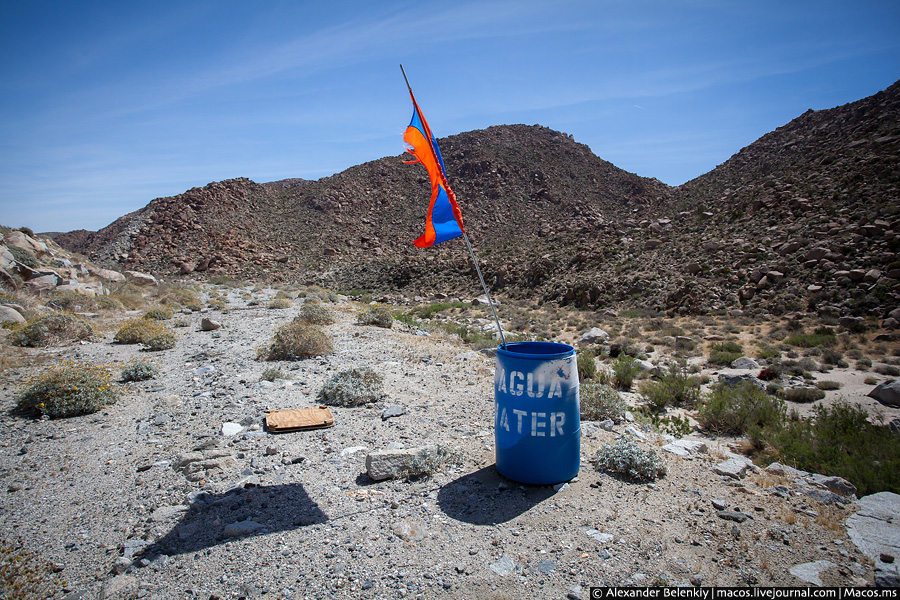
[1, 291, 896, 599]
[50, 82, 900, 321]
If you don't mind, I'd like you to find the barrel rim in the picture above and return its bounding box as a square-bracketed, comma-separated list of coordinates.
[497, 341, 575, 359]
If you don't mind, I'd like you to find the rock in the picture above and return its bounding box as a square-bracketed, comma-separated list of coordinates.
[711, 499, 728, 510]
[578, 327, 610, 345]
[380, 406, 407, 421]
[0, 267, 16, 292]
[686, 262, 702, 275]
[644, 239, 663, 250]
[847, 492, 900, 586]
[472, 295, 500, 307]
[717, 510, 752, 523]
[0, 305, 25, 324]
[221, 422, 243, 436]
[124, 270, 158, 286]
[717, 373, 765, 389]
[585, 529, 614, 545]
[99, 574, 139, 599]
[24, 273, 58, 294]
[661, 439, 707, 457]
[201, 317, 221, 331]
[149, 504, 189, 522]
[713, 458, 752, 479]
[179, 262, 195, 274]
[223, 519, 264, 538]
[766, 462, 807, 479]
[489, 554, 517, 576]
[731, 356, 760, 370]
[92, 268, 126, 282]
[789, 561, 836, 586]
[807, 473, 857, 498]
[365, 445, 440, 481]
[868, 381, 900, 408]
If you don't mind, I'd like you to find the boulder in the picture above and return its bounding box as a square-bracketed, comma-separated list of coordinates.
[0, 267, 16, 292]
[0, 245, 14, 270]
[868, 381, 900, 408]
[4, 231, 47, 256]
[24, 273, 58, 295]
[91, 268, 126, 282]
[201, 318, 221, 331]
[0, 305, 25, 325]
[365, 445, 441, 481]
[578, 327, 610, 345]
[124, 270, 158, 286]
[731, 356, 760, 370]
[847, 492, 900, 587]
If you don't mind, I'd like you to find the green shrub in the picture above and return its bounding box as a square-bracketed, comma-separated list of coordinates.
[815, 380, 841, 391]
[357, 305, 393, 328]
[580, 382, 626, 422]
[785, 327, 837, 348]
[143, 331, 175, 351]
[864, 376, 878, 385]
[708, 341, 743, 366]
[594, 438, 666, 482]
[697, 381, 785, 435]
[577, 350, 597, 381]
[764, 401, 900, 495]
[295, 303, 335, 325]
[120, 361, 158, 382]
[639, 361, 700, 409]
[257, 323, 333, 360]
[142, 306, 173, 320]
[18, 361, 118, 418]
[9, 313, 93, 347]
[268, 297, 292, 310]
[260, 368, 287, 382]
[636, 408, 693, 437]
[6, 245, 38, 269]
[874, 364, 900, 377]
[783, 387, 826, 403]
[612, 355, 640, 391]
[320, 367, 385, 406]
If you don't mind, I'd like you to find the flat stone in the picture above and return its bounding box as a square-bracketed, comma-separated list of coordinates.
[661, 439, 707, 457]
[381, 406, 407, 421]
[221, 422, 243, 436]
[149, 504, 189, 522]
[717, 510, 752, 523]
[789, 560, 835, 587]
[847, 492, 900, 585]
[366, 445, 440, 481]
[489, 554, 517, 576]
[585, 529, 614, 545]
[713, 458, 752, 479]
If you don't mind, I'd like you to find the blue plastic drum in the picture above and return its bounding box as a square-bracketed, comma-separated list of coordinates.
[494, 341, 580, 484]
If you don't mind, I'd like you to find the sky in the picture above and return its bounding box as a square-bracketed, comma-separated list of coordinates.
[1, 1, 899, 233]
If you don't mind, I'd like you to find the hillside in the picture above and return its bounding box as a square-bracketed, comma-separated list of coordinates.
[53, 82, 900, 318]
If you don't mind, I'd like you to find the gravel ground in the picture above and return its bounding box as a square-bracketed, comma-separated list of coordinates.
[0, 288, 883, 599]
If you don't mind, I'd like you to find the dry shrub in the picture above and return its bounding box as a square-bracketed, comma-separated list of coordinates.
[143, 306, 174, 320]
[257, 323, 333, 360]
[295, 303, 335, 325]
[268, 297, 292, 310]
[9, 313, 93, 347]
[18, 361, 118, 418]
[357, 305, 393, 328]
[320, 367, 385, 406]
[114, 318, 175, 350]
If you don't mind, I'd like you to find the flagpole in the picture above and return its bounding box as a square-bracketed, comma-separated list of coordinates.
[400, 65, 507, 348]
[463, 232, 507, 348]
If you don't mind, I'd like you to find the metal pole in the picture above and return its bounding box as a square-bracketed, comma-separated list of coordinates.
[463, 232, 506, 348]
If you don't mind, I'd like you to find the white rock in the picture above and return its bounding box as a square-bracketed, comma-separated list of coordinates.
[789, 560, 836, 586]
[578, 327, 610, 345]
[731, 356, 760, 370]
[221, 422, 243, 436]
[712, 457, 752, 479]
[585, 529, 615, 545]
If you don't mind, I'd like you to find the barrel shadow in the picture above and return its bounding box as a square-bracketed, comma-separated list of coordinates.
[138, 483, 328, 560]
[436, 465, 555, 525]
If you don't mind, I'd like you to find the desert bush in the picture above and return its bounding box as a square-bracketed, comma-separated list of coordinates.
[635, 408, 693, 437]
[815, 380, 841, 391]
[820, 348, 844, 366]
[260, 368, 287, 382]
[611, 355, 640, 391]
[9, 313, 93, 347]
[697, 381, 785, 435]
[120, 361, 158, 382]
[6, 245, 38, 269]
[640, 361, 700, 409]
[158, 287, 203, 312]
[320, 367, 385, 406]
[580, 382, 626, 422]
[577, 350, 597, 381]
[142, 306, 173, 320]
[357, 305, 393, 328]
[864, 376, 878, 385]
[143, 331, 175, 351]
[400, 445, 461, 479]
[874, 364, 900, 377]
[785, 327, 837, 348]
[268, 297, 292, 310]
[172, 318, 190, 328]
[764, 401, 900, 495]
[0, 537, 58, 599]
[18, 361, 117, 418]
[855, 358, 872, 371]
[258, 323, 333, 360]
[114, 318, 170, 345]
[295, 303, 335, 325]
[783, 387, 826, 403]
[708, 341, 743, 366]
[594, 438, 666, 482]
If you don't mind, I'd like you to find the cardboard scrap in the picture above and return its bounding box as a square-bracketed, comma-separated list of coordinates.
[265, 406, 335, 432]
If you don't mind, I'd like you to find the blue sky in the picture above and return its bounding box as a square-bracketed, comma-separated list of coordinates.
[2, 1, 899, 233]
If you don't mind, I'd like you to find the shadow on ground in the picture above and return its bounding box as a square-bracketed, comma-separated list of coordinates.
[139, 483, 327, 559]
[437, 464, 555, 525]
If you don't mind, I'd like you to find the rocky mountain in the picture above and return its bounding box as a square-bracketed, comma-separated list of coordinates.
[54, 81, 900, 319]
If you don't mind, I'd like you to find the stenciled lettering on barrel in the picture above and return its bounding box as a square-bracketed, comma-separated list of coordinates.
[494, 358, 577, 436]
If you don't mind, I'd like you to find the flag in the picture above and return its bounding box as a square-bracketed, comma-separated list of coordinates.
[403, 89, 465, 248]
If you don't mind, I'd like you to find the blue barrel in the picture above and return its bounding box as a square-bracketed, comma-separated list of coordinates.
[494, 341, 580, 484]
